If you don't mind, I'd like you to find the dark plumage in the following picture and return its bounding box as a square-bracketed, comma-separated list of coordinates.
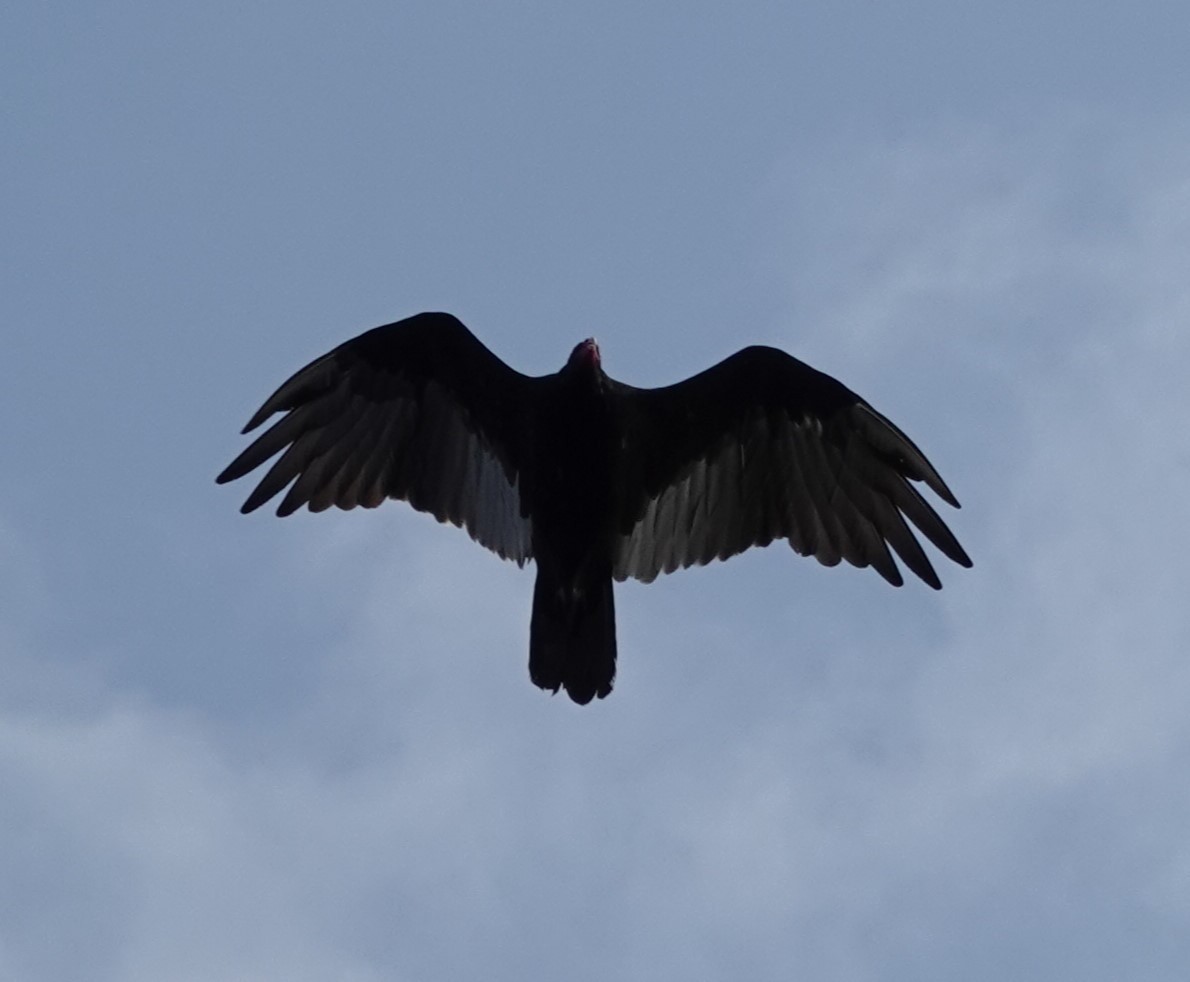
[218, 312, 971, 704]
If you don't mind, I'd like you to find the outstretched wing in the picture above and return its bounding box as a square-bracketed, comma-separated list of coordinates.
[217, 312, 534, 565]
[612, 346, 971, 588]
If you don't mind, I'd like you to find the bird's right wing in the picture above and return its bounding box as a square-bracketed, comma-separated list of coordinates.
[217, 312, 534, 565]
[611, 346, 971, 588]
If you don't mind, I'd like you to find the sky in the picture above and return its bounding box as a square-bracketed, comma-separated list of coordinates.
[3, 2, 1190, 980]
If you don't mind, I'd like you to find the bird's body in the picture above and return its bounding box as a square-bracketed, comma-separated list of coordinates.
[218, 312, 971, 703]
[520, 342, 623, 701]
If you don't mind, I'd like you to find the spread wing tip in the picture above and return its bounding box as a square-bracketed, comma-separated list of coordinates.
[215, 454, 259, 488]
[215, 463, 244, 486]
[932, 480, 961, 510]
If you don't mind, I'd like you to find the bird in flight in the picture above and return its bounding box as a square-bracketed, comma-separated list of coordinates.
[218, 312, 971, 704]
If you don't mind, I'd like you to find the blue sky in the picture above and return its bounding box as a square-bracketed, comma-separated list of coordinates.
[4, 3, 1190, 980]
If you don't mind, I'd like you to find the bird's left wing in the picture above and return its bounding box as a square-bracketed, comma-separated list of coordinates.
[611, 346, 971, 588]
[217, 312, 534, 565]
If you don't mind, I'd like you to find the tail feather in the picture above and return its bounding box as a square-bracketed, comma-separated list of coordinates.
[529, 571, 616, 704]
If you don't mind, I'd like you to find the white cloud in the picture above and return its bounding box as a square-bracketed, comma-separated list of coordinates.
[4, 114, 1190, 981]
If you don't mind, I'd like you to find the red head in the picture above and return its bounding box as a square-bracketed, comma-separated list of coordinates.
[566, 337, 601, 373]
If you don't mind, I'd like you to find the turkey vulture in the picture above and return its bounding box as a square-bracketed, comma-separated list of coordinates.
[218, 312, 971, 704]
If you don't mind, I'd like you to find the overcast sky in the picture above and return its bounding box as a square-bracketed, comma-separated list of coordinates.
[4, 3, 1190, 980]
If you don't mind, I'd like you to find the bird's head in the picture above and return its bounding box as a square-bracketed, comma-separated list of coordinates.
[566, 337, 602, 375]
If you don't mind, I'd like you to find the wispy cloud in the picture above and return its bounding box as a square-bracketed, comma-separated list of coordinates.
[4, 114, 1190, 981]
